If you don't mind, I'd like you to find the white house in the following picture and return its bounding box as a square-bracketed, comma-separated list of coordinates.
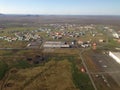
[112, 32, 119, 39]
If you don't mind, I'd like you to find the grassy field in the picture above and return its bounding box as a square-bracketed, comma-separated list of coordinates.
[0, 48, 94, 90]
[71, 60, 94, 90]
[0, 61, 8, 80]
[2, 59, 78, 90]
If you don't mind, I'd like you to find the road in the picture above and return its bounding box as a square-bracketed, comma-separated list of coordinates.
[79, 48, 97, 90]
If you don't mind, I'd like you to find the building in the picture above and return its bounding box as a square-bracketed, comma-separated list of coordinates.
[112, 32, 119, 39]
[43, 41, 70, 48]
[109, 51, 120, 64]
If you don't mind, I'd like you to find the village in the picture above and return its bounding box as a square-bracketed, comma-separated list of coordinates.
[1, 24, 120, 49]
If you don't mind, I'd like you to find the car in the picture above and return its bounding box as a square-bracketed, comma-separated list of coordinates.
[102, 65, 107, 68]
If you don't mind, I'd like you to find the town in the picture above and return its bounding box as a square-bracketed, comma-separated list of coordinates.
[0, 24, 120, 49]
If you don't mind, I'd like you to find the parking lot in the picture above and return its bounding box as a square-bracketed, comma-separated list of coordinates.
[84, 50, 120, 90]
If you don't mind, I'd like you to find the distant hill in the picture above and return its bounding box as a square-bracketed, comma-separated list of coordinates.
[0, 15, 120, 25]
[0, 13, 4, 15]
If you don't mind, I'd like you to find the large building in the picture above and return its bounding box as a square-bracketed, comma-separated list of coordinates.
[43, 41, 70, 48]
[109, 51, 120, 64]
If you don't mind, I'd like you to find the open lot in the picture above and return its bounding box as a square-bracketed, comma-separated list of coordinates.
[83, 50, 120, 90]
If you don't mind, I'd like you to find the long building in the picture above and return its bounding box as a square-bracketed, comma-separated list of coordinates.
[43, 41, 70, 48]
[109, 51, 120, 64]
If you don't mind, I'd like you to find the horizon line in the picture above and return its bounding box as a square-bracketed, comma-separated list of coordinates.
[1, 13, 120, 16]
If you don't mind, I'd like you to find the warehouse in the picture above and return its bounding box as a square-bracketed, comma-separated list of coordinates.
[43, 41, 70, 48]
[109, 51, 120, 64]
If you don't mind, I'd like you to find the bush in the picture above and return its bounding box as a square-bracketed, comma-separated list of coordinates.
[0, 61, 8, 80]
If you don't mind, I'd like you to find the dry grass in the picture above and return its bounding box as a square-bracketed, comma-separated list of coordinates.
[2, 60, 78, 90]
[50, 48, 79, 55]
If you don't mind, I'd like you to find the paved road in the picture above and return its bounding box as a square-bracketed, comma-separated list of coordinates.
[91, 53, 120, 86]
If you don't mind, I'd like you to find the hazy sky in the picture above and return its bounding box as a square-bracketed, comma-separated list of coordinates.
[0, 0, 120, 15]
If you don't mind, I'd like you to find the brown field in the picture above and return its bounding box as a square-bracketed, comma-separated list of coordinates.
[0, 49, 81, 90]
[0, 44, 95, 90]
[1, 59, 78, 90]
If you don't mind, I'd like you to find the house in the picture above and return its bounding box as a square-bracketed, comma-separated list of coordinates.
[112, 32, 119, 39]
[99, 39, 105, 43]
[77, 40, 83, 45]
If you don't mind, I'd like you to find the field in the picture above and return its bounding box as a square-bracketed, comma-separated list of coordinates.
[1, 15, 120, 25]
[0, 48, 94, 90]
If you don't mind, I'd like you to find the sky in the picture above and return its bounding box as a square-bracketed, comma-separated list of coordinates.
[0, 0, 120, 15]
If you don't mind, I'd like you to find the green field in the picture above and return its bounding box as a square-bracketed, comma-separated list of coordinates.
[0, 61, 8, 80]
